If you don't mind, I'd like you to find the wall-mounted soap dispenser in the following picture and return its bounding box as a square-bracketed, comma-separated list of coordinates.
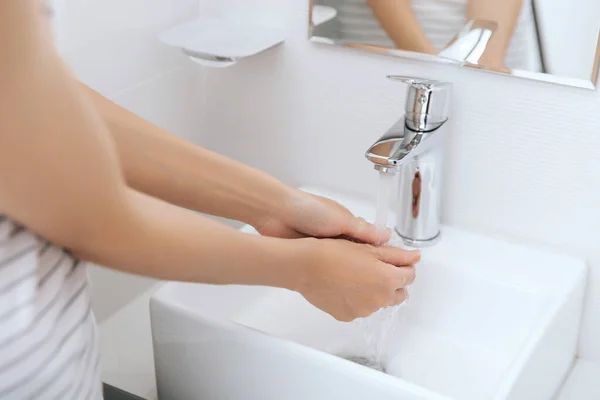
[159, 17, 286, 68]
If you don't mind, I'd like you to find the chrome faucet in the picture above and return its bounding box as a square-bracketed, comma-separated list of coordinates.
[365, 76, 452, 247]
[439, 19, 498, 66]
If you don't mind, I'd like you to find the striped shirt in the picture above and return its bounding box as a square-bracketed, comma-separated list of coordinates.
[0, 2, 103, 400]
[329, 0, 542, 72]
[0, 219, 102, 400]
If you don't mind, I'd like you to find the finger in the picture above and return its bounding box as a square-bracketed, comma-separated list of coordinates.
[374, 246, 421, 266]
[327, 199, 392, 244]
[389, 288, 408, 306]
[283, 230, 310, 239]
[343, 217, 391, 245]
[394, 266, 416, 287]
[382, 265, 415, 290]
[333, 312, 355, 323]
[314, 195, 354, 216]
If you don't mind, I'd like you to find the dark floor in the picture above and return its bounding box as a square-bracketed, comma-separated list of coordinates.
[103, 383, 147, 400]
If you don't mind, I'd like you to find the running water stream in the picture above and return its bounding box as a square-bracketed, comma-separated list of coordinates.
[354, 171, 404, 372]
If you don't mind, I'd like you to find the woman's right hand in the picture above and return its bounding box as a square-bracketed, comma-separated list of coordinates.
[293, 239, 419, 322]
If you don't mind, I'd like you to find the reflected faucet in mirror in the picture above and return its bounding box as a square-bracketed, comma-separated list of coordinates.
[311, 0, 600, 88]
[365, 76, 451, 247]
[439, 19, 500, 69]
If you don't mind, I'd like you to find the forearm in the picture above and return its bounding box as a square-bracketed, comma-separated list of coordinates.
[467, 0, 522, 67]
[84, 86, 291, 227]
[366, 0, 437, 54]
[75, 189, 303, 289]
[0, 0, 302, 289]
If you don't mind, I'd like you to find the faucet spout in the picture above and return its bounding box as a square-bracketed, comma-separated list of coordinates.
[365, 118, 446, 172]
[439, 19, 498, 65]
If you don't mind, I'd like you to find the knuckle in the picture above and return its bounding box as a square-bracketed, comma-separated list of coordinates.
[383, 278, 398, 292]
[394, 267, 415, 287]
[368, 244, 383, 258]
[362, 242, 375, 251]
[354, 217, 367, 232]
[404, 267, 416, 284]
[391, 248, 410, 264]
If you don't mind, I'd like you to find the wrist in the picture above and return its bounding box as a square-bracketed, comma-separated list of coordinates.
[253, 235, 314, 293]
[247, 183, 297, 230]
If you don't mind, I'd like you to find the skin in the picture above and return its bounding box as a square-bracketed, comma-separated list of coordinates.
[83, 85, 387, 242]
[366, 0, 437, 54]
[467, 0, 523, 70]
[0, 0, 419, 322]
[593, 37, 600, 83]
[366, 0, 523, 70]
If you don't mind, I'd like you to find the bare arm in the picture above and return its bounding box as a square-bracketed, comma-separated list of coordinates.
[0, 0, 418, 322]
[366, 0, 437, 54]
[0, 1, 298, 288]
[82, 84, 388, 244]
[467, 0, 523, 69]
[83, 86, 290, 229]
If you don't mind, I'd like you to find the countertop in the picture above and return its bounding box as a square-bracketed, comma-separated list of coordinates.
[100, 285, 160, 400]
[100, 286, 599, 400]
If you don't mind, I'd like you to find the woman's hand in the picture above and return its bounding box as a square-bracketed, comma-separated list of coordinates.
[291, 238, 419, 322]
[253, 189, 391, 245]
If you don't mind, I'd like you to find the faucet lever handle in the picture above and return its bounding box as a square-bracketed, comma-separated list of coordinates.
[386, 75, 452, 131]
[386, 76, 450, 90]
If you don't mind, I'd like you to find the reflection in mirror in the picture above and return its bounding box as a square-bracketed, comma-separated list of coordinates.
[310, 0, 600, 88]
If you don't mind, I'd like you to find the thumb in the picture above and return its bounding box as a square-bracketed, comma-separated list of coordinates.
[343, 216, 391, 245]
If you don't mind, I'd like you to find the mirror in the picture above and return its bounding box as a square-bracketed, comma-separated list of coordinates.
[310, 0, 600, 89]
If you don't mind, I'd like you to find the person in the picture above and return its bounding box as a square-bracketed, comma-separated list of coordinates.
[0, 1, 419, 398]
[333, 0, 542, 72]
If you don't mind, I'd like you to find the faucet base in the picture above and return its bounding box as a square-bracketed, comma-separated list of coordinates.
[395, 229, 441, 248]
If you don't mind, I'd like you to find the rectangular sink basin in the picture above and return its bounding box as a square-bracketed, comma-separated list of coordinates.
[150, 186, 586, 400]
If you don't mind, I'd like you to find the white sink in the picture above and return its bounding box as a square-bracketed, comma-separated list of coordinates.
[150, 187, 586, 400]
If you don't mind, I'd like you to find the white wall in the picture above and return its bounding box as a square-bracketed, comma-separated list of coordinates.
[196, 0, 600, 363]
[51, 0, 600, 364]
[534, 0, 600, 81]
[52, 0, 202, 322]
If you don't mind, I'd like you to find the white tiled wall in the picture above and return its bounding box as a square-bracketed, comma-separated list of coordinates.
[52, 0, 600, 365]
[53, 0, 202, 322]
[195, 0, 600, 363]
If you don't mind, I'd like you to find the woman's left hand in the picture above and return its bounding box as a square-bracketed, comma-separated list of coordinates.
[253, 189, 391, 245]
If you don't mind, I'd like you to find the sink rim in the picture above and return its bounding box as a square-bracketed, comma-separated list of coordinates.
[150, 289, 453, 400]
[151, 186, 587, 400]
[494, 276, 585, 399]
[151, 257, 579, 400]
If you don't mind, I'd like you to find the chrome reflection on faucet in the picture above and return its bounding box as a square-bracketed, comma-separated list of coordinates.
[365, 76, 451, 247]
[438, 20, 497, 66]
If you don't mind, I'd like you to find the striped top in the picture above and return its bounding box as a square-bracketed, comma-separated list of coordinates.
[0, 2, 103, 399]
[331, 0, 542, 72]
[0, 218, 102, 399]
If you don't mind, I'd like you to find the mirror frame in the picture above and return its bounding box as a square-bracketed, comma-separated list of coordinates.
[308, 2, 600, 90]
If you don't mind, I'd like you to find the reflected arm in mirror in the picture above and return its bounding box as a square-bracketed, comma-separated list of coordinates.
[366, 0, 437, 54]
[466, 0, 522, 71]
[592, 36, 600, 83]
